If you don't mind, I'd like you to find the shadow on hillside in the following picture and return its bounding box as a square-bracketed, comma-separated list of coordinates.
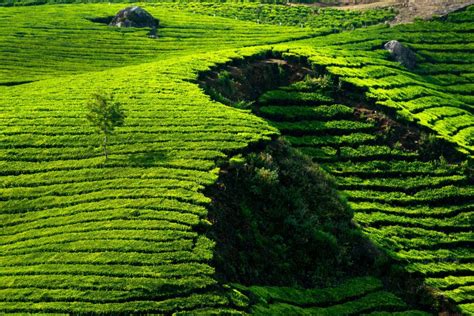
[200, 53, 385, 286]
[0, 80, 36, 87]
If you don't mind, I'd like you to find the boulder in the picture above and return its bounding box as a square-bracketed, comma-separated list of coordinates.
[384, 40, 416, 70]
[109, 6, 159, 32]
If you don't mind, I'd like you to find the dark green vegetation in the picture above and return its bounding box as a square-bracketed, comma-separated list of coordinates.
[0, 1, 473, 315]
[236, 277, 431, 315]
[206, 140, 379, 287]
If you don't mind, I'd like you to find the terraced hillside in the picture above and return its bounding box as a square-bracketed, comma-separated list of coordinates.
[0, 52, 277, 313]
[0, 1, 473, 315]
[237, 277, 431, 315]
[0, 3, 314, 84]
[276, 7, 474, 154]
[0, 5, 306, 314]
[253, 77, 473, 314]
[1, 39, 426, 316]
[170, 2, 396, 30]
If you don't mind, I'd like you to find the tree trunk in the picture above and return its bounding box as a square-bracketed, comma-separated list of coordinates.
[103, 134, 108, 160]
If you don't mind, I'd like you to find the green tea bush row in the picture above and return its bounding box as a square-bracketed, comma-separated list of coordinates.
[258, 104, 353, 120]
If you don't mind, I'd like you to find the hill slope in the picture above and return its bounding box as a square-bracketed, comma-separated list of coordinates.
[0, 2, 472, 314]
[277, 8, 474, 154]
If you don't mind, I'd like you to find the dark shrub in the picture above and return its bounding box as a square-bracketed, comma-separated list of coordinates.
[207, 140, 379, 287]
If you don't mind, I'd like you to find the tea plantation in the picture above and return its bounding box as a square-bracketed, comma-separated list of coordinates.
[0, 1, 472, 315]
[254, 74, 473, 314]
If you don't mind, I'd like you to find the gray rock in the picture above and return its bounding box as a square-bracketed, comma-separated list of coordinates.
[109, 6, 159, 36]
[384, 40, 417, 69]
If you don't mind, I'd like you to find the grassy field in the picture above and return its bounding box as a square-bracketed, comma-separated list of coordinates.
[0, 1, 473, 314]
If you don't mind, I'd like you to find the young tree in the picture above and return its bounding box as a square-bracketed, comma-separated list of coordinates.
[86, 92, 126, 160]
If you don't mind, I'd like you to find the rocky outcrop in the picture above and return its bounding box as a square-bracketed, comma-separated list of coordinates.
[384, 40, 416, 69]
[109, 6, 159, 37]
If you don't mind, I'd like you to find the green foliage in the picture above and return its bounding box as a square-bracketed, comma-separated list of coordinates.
[252, 291, 408, 315]
[237, 276, 383, 305]
[282, 74, 335, 91]
[86, 92, 126, 159]
[170, 2, 396, 31]
[217, 70, 235, 95]
[208, 140, 379, 288]
[258, 104, 354, 120]
[232, 276, 430, 315]
[272, 119, 375, 133]
[259, 89, 333, 105]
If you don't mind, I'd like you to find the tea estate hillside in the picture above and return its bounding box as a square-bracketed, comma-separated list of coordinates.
[0, 1, 473, 315]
